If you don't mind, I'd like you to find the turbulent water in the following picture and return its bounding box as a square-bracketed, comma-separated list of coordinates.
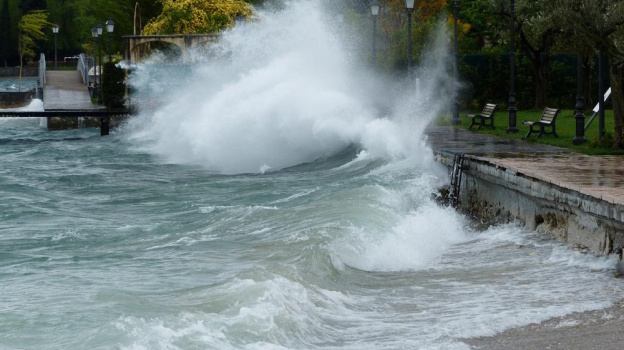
[1, 2, 623, 350]
[0, 77, 37, 92]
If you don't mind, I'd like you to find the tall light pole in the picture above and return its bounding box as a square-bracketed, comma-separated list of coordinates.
[91, 26, 98, 98]
[96, 22, 103, 103]
[370, 0, 380, 68]
[405, 0, 415, 71]
[506, 0, 518, 133]
[106, 19, 115, 62]
[573, 53, 587, 145]
[52, 25, 59, 69]
[452, 0, 460, 125]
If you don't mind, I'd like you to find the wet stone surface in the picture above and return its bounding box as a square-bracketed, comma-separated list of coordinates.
[425, 126, 624, 206]
[43, 71, 99, 110]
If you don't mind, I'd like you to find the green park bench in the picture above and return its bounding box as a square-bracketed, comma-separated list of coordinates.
[466, 103, 497, 130]
[522, 107, 560, 138]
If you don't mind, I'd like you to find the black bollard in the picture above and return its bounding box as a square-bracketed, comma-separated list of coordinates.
[101, 116, 110, 136]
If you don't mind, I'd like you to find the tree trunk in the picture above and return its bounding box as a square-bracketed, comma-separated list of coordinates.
[610, 64, 624, 149]
[583, 55, 593, 108]
[533, 55, 548, 108]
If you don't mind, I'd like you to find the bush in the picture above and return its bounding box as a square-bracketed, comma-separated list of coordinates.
[588, 132, 614, 149]
[101, 61, 126, 108]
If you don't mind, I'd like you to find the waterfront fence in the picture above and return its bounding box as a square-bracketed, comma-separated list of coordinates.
[37, 53, 46, 100]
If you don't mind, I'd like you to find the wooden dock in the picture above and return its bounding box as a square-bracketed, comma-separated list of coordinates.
[6, 70, 133, 135]
[43, 71, 97, 110]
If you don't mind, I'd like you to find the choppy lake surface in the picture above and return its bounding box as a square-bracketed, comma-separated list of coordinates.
[2, 1, 623, 348]
[1, 115, 622, 350]
[0, 77, 37, 92]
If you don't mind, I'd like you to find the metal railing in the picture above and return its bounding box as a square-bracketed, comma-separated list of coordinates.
[78, 53, 91, 86]
[37, 53, 46, 99]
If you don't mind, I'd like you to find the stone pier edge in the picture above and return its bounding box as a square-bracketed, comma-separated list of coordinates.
[435, 150, 624, 261]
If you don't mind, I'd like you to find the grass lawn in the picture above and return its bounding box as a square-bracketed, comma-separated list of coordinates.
[446, 108, 624, 155]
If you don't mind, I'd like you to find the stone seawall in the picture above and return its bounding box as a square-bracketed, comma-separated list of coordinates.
[436, 151, 624, 261]
[0, 89, 37, 107]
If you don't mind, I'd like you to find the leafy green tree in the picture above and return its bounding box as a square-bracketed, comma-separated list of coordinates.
[44, 0, 133, 58]
[461, 0, 558, 108]
[508, 1, 559, 108]
[18, 9, 48, 89]
[377, 0, 448, 69]
[546, 0, 624, 148]
[102, 60, 125, 108]
[143, 0, 252, 35]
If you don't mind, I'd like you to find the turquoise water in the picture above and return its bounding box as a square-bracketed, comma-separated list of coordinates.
[2, 1, 624, 349]
[1, 115, 623, 350]
[0, 77, 37, 92]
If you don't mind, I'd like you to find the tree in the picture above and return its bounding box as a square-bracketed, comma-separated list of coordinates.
[0, 0, 10, 67]
[45, 0, 134, 59]
[376, 0, 447, 69]
[18, 9, 48, 90]
[507, 1, 558, 109]
[18, 0, 46, 13]
[462, 0, 559, 109]
[102, 60, 125, 108]
[143, 0, 253, 35]
[547, 0, 624, 148]
[455, 0, 506, 53]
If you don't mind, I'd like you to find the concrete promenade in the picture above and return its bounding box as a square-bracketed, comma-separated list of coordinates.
[43, 70, 99, 110]
[425, 126, 624, 206]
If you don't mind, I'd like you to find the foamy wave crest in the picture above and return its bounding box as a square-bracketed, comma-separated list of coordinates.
[335, 202, 467, 272]
[0, 99, 46, 128]
[126, 1, 453, 174]
[114, 276, 358, 349]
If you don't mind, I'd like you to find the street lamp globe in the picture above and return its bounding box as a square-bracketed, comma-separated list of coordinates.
[91, 26, 98, 38]
[106, 19, 115, 33]
[405, 0, 415, 9]
[96, 22, 103, 36]
[370, 0, 380, 17]
[52, 24, 59, 34]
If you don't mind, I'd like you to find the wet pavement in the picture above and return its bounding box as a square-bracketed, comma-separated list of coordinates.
[425, 126, 624, 206]
[43, 71, 99, 110]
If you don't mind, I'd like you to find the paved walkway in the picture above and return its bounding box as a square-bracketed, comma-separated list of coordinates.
[43, 71, 99, 110]
[425, 126, 624, 206]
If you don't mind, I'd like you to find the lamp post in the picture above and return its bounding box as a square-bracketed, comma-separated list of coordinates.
[96, 22, 103, 103]
[506, 0, 518, 133]
[452, 0, 460, 125]
[370, 0, 380, 68]
[91, 26, 98, 97]
[106, 19, 114, 62]
[573, 53, 587, 145]
[52, 25, 59, 69]
[405, 0, 415, 71]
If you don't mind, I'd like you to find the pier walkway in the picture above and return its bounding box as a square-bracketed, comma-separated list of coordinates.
[43, 70, 98, 110]
[0, 70, 132, 136]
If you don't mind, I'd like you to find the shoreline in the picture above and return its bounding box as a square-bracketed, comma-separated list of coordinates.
[462, 299, 624, 350]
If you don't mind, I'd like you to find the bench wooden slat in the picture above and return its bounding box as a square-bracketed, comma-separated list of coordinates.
[541, 116, 555, 123]
[466, 103, 497, 130]
[522, 107, 560, 138]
